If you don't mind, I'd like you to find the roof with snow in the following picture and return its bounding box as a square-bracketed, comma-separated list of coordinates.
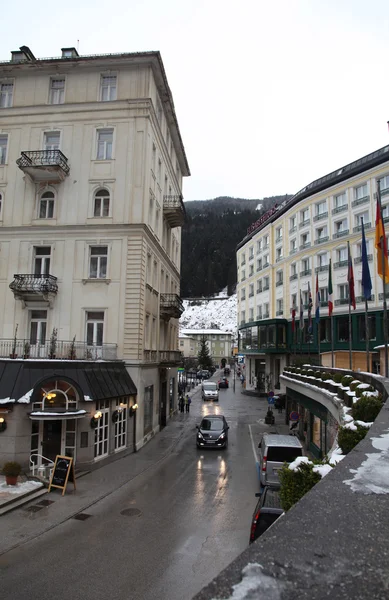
[181, 329, 233, 336]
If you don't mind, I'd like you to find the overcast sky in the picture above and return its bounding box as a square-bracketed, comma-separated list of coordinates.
[2, 0, 389, 201]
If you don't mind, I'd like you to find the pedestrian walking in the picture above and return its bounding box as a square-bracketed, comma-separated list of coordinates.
[185, 394, 191, 413]
[179, 395, 185, 413]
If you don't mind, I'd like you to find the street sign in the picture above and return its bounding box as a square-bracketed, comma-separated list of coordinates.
[268, 397, 275, 405]
[177, 368, 185, 371]
[289, 411, 299, 422]
[238, 355, 244, 364]
[268, 391, 274, 397]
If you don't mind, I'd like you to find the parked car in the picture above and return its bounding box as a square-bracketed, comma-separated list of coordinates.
[196, 415, 229, 449]
[201, 381, 219, 401]
[224, 366, 231, 375]
[258, 433, 303, 489]
[249, 486, 284, 544]
[218, 378, 229, 389]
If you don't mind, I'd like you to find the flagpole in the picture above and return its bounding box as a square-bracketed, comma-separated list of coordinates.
[331, 315, 334, 368]
[378, 180, 389, 378]
[365, 297, 370, 371]
[347, 241, 352, 370]
[318, 321, 321, 365]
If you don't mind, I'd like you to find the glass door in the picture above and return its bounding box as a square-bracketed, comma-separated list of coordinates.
[114, 404, 127, 451]
[86, 311, 104, 359]
[94, 399, 109, 459]
[30, 310, 48, 357]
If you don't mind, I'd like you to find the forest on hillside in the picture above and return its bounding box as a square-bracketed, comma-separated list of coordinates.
[180, 195, 292, 298]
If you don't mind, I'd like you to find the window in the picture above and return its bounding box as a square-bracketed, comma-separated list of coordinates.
[301, 232, 310, 247]
[86, 311, 104, 346]
[0, 135, 8, 164]
[249, 246, 254, 259]
[276, 226, 282, 241]
[358, 315, 376, 341]
[0, 191, 2, 216]
[249, 264, 254, 277]
[39, 191, 54, 219]
[44, 131, 60, 150]
[317, 253, 328, 268]
[355, 184, 367, 200]
[291, 293, 297, 309]
[334, 192, 347, 207]
[320, 287, 328, 302]
[263, 235, 269, 248]
[241, 310, 246, 324]
[241, 269, 246, 281]
[277, 299, 283, 314]
[301, 258, 310, 272]
[257, 258, 262, 271]
[249, 308, 254, 322]
[300, 208, 309, 223]
[257, 306, 262, 319]
[257, 280, 263, 293]
[94, 189, 110, 217]
[156, 97, 163, 124]
[316, 225, 327, 240]
[89, 246, 108, 279]
[49, 78, 65, 104]
[337, 247, 347, 262]
[241, 288, 246, 301]
[357, 239, 371, 256]
[338, 284, 349, 299]
[290, 215, 297, 231]
[30, 310, 47, 345]
[0, 82, 13, 107]
[276, 270, 283, 284]
[290, 238, 297, 252]
[263, 254, 269, 267]
[257, 239, 262, 253]
[34, 247, 51, 275]
[276, 247, 283, 261]
[263, 303, 269, 317]
[249, 283, 254, 297]
[100, 75, 117, 101]
[316, 200, 327, 215]
[355, 211, 369, 227]
[264, 276, 270, 290]
[378, 175, 389, 192]
[337, 317, 349, 342]
[335, 218, 347, 233]
[290, 263, 297, 276]
[96, 129, 113, 160]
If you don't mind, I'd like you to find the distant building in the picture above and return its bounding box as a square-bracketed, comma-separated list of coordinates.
[180, 329, 233, 365]
[179, 333, 197, 358]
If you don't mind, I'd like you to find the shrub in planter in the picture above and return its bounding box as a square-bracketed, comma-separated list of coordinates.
[338, 424, 368, 454]
[279, 460, 322, 511]
[350, 380, 362, 393]
[320, 372, 331, 381]
[300, 369, 307, 376]
[307, 369, 314, 377]
[355, 384, 374, 398]
[2, 461, 22, 485]
[314, 371, 322, 379]
[352, 395, 383, 422]
[333, 373, 343, 384]
[341, 375, 354, 388]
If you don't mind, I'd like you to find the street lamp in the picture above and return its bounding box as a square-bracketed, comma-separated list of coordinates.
[130, 400, 138, 453]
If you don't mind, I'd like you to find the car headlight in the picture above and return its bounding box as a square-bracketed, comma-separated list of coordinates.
[218, 432, 226, 440]
[197, 432, 204, 439]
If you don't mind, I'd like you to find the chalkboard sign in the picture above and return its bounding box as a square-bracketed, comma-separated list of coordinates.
[48, 455, 76, 496]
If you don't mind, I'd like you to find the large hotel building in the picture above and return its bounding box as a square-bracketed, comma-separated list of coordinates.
[236, 145, 389, 394]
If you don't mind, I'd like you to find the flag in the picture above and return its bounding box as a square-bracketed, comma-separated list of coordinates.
[375, 192, 389, 283]
[291, 295, 296, 332]
[328, 259, 333, 316]
[307, 282, 313, 333]
[361, 218, 372, 300]
[299, 290, 304, 330]
[315, 273, 320, 324]
[347, 241, 356, 310]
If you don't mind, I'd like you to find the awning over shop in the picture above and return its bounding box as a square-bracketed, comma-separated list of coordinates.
[0, 360, 137, 404]
[29, 410, 87, 420]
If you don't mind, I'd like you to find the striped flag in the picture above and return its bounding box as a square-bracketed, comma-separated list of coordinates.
[347, 241, 356, 310]
[307, 282, 313, 333]
[375, 189, 389, 283]
[299, 290, 304, 330]
[315, 273, 320, 324]
[292, 295, 296, 332]
[328, 259, 333, 316]
[361, 218, 372, 300]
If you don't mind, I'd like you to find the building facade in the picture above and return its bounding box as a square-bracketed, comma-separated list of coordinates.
[236, 145, 389, 393]
[180, 329, 233, 366]
[0, 46, 189, 470]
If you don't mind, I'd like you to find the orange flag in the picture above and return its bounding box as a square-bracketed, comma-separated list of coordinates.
[375, 197, 389, 283]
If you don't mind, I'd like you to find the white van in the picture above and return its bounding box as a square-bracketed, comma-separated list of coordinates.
[201, 381, 219, 402]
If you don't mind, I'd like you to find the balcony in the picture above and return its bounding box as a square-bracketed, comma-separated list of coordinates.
[290, 273, 298, 281]
[163, 195, 185, 227]
[299, 242, 311, 250]
[275, 236, 283, 244]
[314, 236, 329, 245]
[351, 195, 370, 208]
[332, 204, 348, 215]
[315, 265, 329, 273]
[353, 222, 371, 234]
[334, 260, 348, 269]
[299, 219, 310, 228]
[160, 293, 184, 320]
[16, 150, 70, 183]
[354, 254, 372, 264]
[263, 262, 269, 269]
[160, 350, 183, 366]
[276, 310, 284, 316]
[263, 312, 269, 319]
[276, 280, 283, 287]
[290, 247, 297, 255]
[300, 269, 312, 277]
[249, 292, 254, 297]
[313, 212, 328, 222]
[0, 339, 117, 360]
[335, 298, 349, 306]
[257, 287, 263, 294]
[333, 229, 349, 239]
[289, 226, 297, 234]
[355, 295, 375, 303]
[263, 284, 270, 291]
[9, 274, 58, 305]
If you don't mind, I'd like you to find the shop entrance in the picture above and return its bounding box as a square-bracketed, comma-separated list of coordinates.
[42, 420, 62, 462]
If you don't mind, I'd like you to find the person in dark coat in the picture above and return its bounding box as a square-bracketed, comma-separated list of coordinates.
[179, 395, 185, 413]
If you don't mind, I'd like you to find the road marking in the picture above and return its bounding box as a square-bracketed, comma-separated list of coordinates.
[248, 424, 259, 464]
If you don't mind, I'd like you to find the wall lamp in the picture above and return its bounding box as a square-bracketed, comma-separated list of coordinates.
[129, 403, 138, 417]
[0, 416, 7, 433]
[90, 410, 103, 429]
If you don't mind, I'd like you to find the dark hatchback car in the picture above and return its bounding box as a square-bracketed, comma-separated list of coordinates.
[196, 415, 229, 449]
[218, 377, 229, 389]
[249, 486, 284, 544]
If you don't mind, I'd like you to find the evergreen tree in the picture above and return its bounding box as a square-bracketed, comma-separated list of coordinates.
[197, 335, 213, 369]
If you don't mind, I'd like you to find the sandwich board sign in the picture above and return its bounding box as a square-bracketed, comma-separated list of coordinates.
[48, 455, 76, 496]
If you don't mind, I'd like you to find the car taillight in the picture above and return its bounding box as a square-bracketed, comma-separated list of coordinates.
[250, 510, 261, 542]
[262, 456, 267, 472]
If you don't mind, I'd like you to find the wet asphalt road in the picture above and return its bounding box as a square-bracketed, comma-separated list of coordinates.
[0, 374, 269, 600]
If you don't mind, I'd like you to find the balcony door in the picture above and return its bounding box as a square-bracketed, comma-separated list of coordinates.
[86, 311, 104, 358]
[44, 132, 60, 151]
[30, 310, 47, 357]
[34, 247, 51, 276]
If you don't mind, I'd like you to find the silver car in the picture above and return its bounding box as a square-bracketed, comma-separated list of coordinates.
[258, 433, 303, 488]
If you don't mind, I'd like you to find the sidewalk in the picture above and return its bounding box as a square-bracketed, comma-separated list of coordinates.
[0, 414, 192, 556]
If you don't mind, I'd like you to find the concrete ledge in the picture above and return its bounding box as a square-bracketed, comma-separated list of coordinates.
[193, 377, 389, 600]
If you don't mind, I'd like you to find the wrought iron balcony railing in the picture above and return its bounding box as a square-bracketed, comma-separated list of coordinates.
[290, 273, 298, 280]
[354, 254, 372, 264]
[0, 339, 117, 360]
[16, 150, 70, 182]
[300, 269, 312, 277]
[9, 274, 58, 301]
[333, 229, 349, 239]
[332, 204, 348, 215]
[314, 236, 329, 245]
[160, 293, 184, 320]
[315, 265, 329, 273]
[353, 222, 371, 233]
[355, 295, 375, 303]
[313, 212, 328, 222]
[334, 260, 348, 269]
[163, 195, 185, 227]
[276, 280, 284, 287]
[351, 195, 370, 207]
[335, 298, 349, 305]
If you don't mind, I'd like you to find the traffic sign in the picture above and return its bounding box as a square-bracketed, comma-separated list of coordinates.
[289, 411, 299, 422]
[238, 355, 245, 364]
[268, 391, 274, 397]
[268, 397, 275, 405]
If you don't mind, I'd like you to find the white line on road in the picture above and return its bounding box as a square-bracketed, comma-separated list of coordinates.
[248, 424, 259, 464]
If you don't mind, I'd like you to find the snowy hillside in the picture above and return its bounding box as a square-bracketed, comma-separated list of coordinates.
[179, 293, 237, 340]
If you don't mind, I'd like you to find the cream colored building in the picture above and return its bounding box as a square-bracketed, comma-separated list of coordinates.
[236, 145, 389, 393]
[179, 333, 197, 358]
[180, 329, 233, 365]
[0, 46, 189, 470]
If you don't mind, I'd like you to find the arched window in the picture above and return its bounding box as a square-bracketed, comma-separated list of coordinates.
[94, 188, 110, 217]
[39, 191, 55, 219]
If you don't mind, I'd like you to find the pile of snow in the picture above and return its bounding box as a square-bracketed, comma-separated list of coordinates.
[180, 292, 237, 338]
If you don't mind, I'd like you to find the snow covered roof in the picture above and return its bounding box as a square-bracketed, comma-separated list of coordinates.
[181, 329, 233, 336]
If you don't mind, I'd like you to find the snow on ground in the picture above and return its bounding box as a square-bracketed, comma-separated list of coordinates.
[180, 291, 237, 339]
[0, 478, 43, 504]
